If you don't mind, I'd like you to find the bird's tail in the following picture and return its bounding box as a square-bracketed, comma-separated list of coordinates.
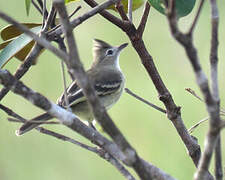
[16, 113, 52, 136]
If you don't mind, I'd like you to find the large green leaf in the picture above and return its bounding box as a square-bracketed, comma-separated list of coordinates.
[0, 26, 41, 68]
[148, 0, 196, 18]
[1, 23, 41, 41]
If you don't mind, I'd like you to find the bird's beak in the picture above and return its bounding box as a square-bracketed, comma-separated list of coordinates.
[118, 43, 128, 52]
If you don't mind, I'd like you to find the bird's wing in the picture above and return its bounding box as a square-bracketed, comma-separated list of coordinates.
[57, 69, 123, 107]
[57, 80, 85, 107]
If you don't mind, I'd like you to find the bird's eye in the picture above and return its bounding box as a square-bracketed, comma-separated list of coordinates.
[106, 49, 114, 56]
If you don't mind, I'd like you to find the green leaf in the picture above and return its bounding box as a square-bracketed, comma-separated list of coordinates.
[0, 26, 41, 68]
[176, 0, 196, 17]
[1, 23, 42, 41]
[25, 0, 31, 16]
[147, 0, 196, 18]
[65, 0, 80, 4]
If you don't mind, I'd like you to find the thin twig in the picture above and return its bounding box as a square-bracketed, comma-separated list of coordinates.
[128, 0, 132, 22]
[186, 87, 225, 114]
[69, 6, 82, 18]
[32, 0, 43, 15]
[188, 117, 209, 134]
[61, 61, 70, 109]
[37, 0, 48, 17]
[125, 88, 166, 114]
[42, 5, 56, 32]
[42, 0, 47, 26]
[116, 1, 129, 21]
[8, 118, 59, 124]
[188, 0, 205, 35]
[137, 2, 150, 37]
[185, 88, 204, 102]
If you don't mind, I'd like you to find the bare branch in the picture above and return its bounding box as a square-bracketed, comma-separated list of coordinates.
[209, 0, 219, 101]
[128, 0, 133, 22]
[214, 137, 223, 180]
[31, 0, 43, 15]
[116, 1, 129, 21]
[125, 88, 166, 114]
[188, 117, 209, 134]
[166, 0, 220, 179]
[208, 0, 222, 179]
[8, 118, 59, 124]
[83, 0, 124, 29]
[48, 0, 124, 39]
[188, 0, 205, 35]
[185, 88, 204, 102]
[137, 2, 151, 37]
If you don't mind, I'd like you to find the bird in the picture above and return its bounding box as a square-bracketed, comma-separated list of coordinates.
[16, 39, 128, 135]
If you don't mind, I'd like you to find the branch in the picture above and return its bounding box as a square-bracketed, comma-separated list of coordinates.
[31, 0, 43, 15]
[166, 0, 219, 179]
[188, 0, 204, 35]
[0, 70, 175, 180]
[116, 1, 129, 21]
[0, 10, 68, 61]
[137, 2, 151, 37]
[0, 44, 43, 101]
[125, 88, 166, 114]
[209, 0, 222, 179]
[48, 0, 124, 39]
[128, 0, 133, 22]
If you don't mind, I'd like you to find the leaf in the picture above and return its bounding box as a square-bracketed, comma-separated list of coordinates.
[176, 0, 196, 18]
[0, 26, 41, 68]
[25, 0, 31, 16]
[147, 0, 196, 18]
[1, 23, 41, 41]
[65, 0, 80, 4]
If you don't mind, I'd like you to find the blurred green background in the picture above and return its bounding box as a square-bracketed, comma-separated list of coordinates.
[0, 1, 225, 180]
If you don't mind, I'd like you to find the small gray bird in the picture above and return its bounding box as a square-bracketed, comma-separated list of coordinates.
[17, 39, 128, 135]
